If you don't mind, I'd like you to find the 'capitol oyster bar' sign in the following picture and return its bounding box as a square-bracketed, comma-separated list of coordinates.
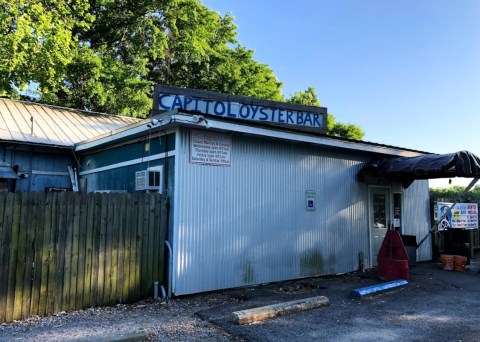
[153, 85, 327, 133]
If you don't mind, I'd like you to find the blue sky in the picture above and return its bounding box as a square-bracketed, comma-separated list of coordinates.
[202, 0, 480, 188]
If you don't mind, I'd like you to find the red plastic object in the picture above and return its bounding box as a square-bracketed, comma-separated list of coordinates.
[377, 229, 409, 281]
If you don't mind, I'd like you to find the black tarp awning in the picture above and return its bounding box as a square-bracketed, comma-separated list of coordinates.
[358, 150, 480, 188]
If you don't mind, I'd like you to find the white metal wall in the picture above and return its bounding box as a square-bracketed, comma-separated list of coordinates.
[402, 180, 432, 261]
[173, 128, 375, 295]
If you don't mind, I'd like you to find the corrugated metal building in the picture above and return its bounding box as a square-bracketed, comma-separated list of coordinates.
[0, 99, 138, 192]
[0, 90, 433, 296]
[73, 86, 432, 296]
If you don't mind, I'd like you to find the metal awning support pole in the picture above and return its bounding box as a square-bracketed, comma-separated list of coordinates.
[417, 177, 479, 249]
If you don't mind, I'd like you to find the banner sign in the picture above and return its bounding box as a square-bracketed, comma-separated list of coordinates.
[190, 130, 231, 166]
[153, 85, 327, 132]
[434, 202, 478, 229]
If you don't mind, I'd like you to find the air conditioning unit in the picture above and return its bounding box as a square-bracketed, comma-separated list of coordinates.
[135, 167, 163, 192]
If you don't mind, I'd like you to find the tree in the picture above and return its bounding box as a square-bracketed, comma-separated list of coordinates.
[50, 0, 283, 115]
[42, 44, 153, 116]
[327, 119, 365, 140]
[287, 86, 321, 107]
[287, 87, 365, 140]
[0, 0, 93, 98]
[1, 0, 282, 116]
[430, 185, 480, 201]
[1, 0, 363, 136]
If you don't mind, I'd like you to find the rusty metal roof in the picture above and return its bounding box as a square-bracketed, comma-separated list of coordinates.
[0, 98, 140, 148]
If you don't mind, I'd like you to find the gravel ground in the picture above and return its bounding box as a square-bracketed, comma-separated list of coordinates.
[2, 259, 480, 342]
[0, 293, 243, 341]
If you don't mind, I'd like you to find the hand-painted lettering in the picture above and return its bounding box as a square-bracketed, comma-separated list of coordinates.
[240, 105, 250, 119]
[193, 98, 200, 111]
[303, 113, 312, 126]
[259, 107, 269, 121]
[227, 102, 237, 118]
[204, 100, 213, 113]
[183, 96, 193, 109]
[159, 94, 171, 110]
[286, 111, 294, 124]
[157, 93, 325, 131]
[297, 113, 304, 125]
[172, 95, 183, 110]
[250, 105, 260, 119]
[214, 101, 226, 116]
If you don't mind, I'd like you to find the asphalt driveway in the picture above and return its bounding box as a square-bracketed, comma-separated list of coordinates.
[197, 257, 480, 342]
[2, 257, 480, 341]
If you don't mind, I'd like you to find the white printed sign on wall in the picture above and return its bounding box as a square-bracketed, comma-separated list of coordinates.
[190, 130, 232, 166]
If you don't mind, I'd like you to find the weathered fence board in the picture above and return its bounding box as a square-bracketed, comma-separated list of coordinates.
[116, 194, 127, 303]
[45, 194, 57, 316]
[0, 192, 167, 323]
[31, 193, 45, 316]
[76, 193, 88, 309]
[38, 193, 49, 316]
[6, 193, 21, 322]
[0, 194, 12, 322]
[69, 194, 80, 311]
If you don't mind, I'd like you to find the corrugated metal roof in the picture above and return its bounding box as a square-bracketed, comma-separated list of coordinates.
[0, 99, 140, 148]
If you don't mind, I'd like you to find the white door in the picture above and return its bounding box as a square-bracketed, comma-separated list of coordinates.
[370, 187, 392, 266]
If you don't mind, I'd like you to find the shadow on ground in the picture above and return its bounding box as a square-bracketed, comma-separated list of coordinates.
[196, 256, 480, 342]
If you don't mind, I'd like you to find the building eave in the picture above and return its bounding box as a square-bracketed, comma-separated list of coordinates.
[74, 111, 428, 157]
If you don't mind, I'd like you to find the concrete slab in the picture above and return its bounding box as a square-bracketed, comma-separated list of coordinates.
[230, 295, 329, 325]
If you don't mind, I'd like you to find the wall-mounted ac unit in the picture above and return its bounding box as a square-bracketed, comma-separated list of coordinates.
[135, 167, 163, 192]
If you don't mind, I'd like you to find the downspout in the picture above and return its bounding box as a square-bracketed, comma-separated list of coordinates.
[164, 240, 173, 299]
[161, 131, 173, 299]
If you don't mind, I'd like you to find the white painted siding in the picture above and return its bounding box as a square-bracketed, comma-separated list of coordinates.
[173, 128, 374, 295]
[402, 180, 432, 261]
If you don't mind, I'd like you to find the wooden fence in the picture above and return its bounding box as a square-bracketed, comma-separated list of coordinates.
[0, 192, 168, 323]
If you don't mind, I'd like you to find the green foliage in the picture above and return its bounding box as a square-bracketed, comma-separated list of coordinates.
[0, 0, 93, 97]
[44, 45, 152, 117]
[430, 185, 480, 201]
[328, 118, 365, 140]
[2, 0, 282, 116]
[287, 87, 365, 140]
[62, 0, 282, 114]
[0, 0, 364, 135]
[287, 86, 321, 107]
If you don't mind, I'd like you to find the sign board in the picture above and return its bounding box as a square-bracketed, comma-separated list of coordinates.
[190, 130, 231, 166]
[434, 202, 478, 230]
[306, 190, 316, 211]
[153, 85, 327, 133]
